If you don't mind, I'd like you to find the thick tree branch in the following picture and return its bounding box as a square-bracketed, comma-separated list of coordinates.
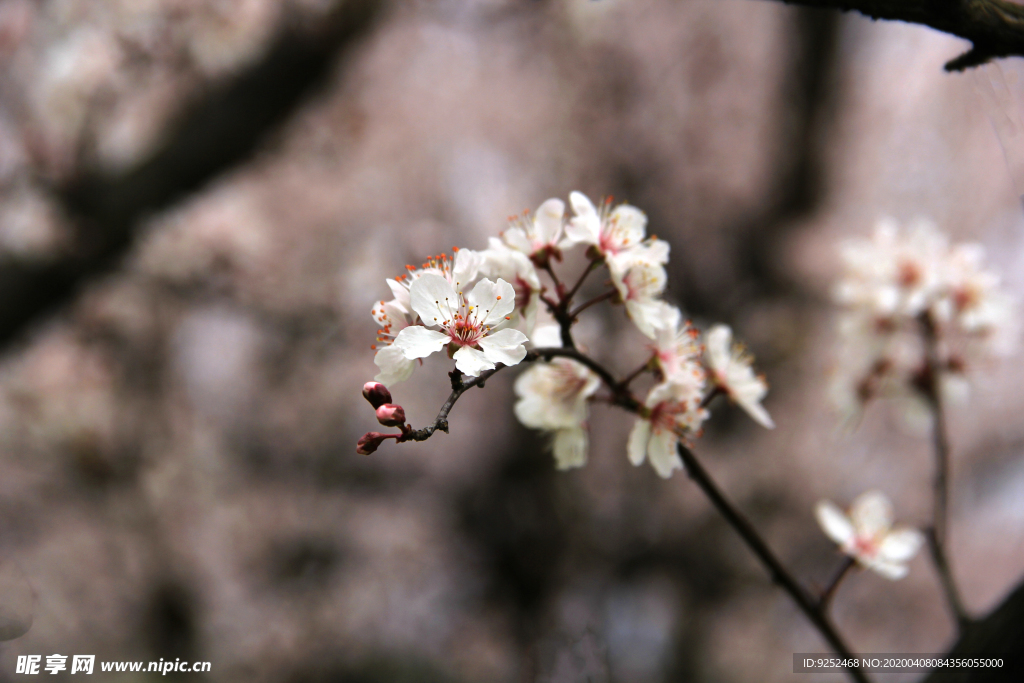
[774, 0, 1024, 70]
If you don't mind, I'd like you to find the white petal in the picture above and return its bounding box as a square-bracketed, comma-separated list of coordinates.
[627, 419, 651, 466]
[530, 324, 563, 348]
[534, 198, 565, 245]
[469, 277, 516, 324]
[864, 558, 909, 580]
[393, 325, 448, 360]
[565, 191, 600, 245]
[735, 389, 775, 429]
[478, 328, 529, 367]
[704, 325, 732, 371]
[850, 491, 893, 537]
[552, 428, 588, 470]
[503, 227, 532, 254]
[647, 429, 682, 478]
[452, 345, 494, 376]
[386, 278, 410, 307]
[410, 273, 458, 327]
[815, 501, 855, 546]
[626, 299, 676, 339]
[609, 205, 648, 245]
[451, 248, 482, 288]
[878, 527, 924, 563]
[373, 346, 416, 385]
[513, 394, 549, 429]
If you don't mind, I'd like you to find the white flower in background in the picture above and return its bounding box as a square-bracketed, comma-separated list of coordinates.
[815, 491, 924, 580]
[609, 251, 676, 339]
[831, 219, 1017, 416]
[703, 325, 774, 429]
[834, 218, 947, 319]
[939, 242, 1017, 354]
[514, 358, 601, 469]
[392, 273, 528, 376]
[529, 324, 563, 348]
[499, 198, 568, 262]
[652, 314, 705, 390]
[480, 239, 542, 335]
[566, 191, 648, 258]
[627, 381, 707, 478]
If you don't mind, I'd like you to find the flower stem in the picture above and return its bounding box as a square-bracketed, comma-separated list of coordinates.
[399, 346, 870, 682]
[568, 289, 617, 319]
[818, 556, 856, 611]
[919, 313, 972, 634]
[675, 443, 870, 683]
[564, 259, 601, 302]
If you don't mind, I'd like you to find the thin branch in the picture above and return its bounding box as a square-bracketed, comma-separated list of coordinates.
[918, 313, 972, 633]
[675, 443, 870, 683]
[568, 289, 617, 319]
[564, 259, 601, 303]
[772, 0, 1024, 70]
[390, 345, 869, 682]
[818, 555, 857, 611]
[400, 366, 504, 442]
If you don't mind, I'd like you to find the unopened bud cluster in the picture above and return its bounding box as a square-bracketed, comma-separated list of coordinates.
[356, 382, 410, 454]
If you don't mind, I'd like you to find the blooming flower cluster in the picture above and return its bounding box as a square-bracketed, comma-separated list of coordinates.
[815, 490, 924, 580]
[831, 218, 1017, 416]
[365, 192, 775, 477]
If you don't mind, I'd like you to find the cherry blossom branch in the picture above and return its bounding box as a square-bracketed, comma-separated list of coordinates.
[675, 443, 870, 683]
[772, 0, 1024, 71]
[818, 556, 857, 610]
[374, 345, 870, 680]
[918, 313, 972, 633]
[568, 289, 618, 319]
[564, 259, 602, 303]
[398, 367, 505, 442]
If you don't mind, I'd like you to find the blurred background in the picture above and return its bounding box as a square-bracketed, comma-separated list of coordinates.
[0, 0, 1023, 681]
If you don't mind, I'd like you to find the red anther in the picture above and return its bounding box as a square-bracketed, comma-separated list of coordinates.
[495, 295, 501, 300]
[452, 246, 460, 251]
[362, 381, 393, 409]
[376, 403, 406, 427]
[406, 265, 416, 271]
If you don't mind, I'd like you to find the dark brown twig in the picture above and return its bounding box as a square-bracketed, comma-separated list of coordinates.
[674, 443, 870, 683]
[391, 346, 869, 681]
[774, 0, 1024, 70]
[918, 313, 972, 633]
[818, 555, 857, 611]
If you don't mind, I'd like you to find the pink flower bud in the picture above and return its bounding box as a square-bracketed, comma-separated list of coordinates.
[356, 432, 389, 455]
[375, 403, 406, 427]
[362, 382, 392, 409]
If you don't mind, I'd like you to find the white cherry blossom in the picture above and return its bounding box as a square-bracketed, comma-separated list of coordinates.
[704, 324, 774, 429]
[609, 249, 675, 339]
[370, 298, 418, 385]
[480, 238, 542, 335]
[834, 218, 947, 319]
[392, 273, 528, 376]
[499, 198, 569, 261]
[566, 191, 648, 258]
[627, 380, 707, 478]
[652, 314, 706, 390]
[514, 357, 601, 469]
[815, 491, 924, 580]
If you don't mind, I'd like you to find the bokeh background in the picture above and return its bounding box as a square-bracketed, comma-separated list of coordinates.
[0, 1, 1023, 681]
